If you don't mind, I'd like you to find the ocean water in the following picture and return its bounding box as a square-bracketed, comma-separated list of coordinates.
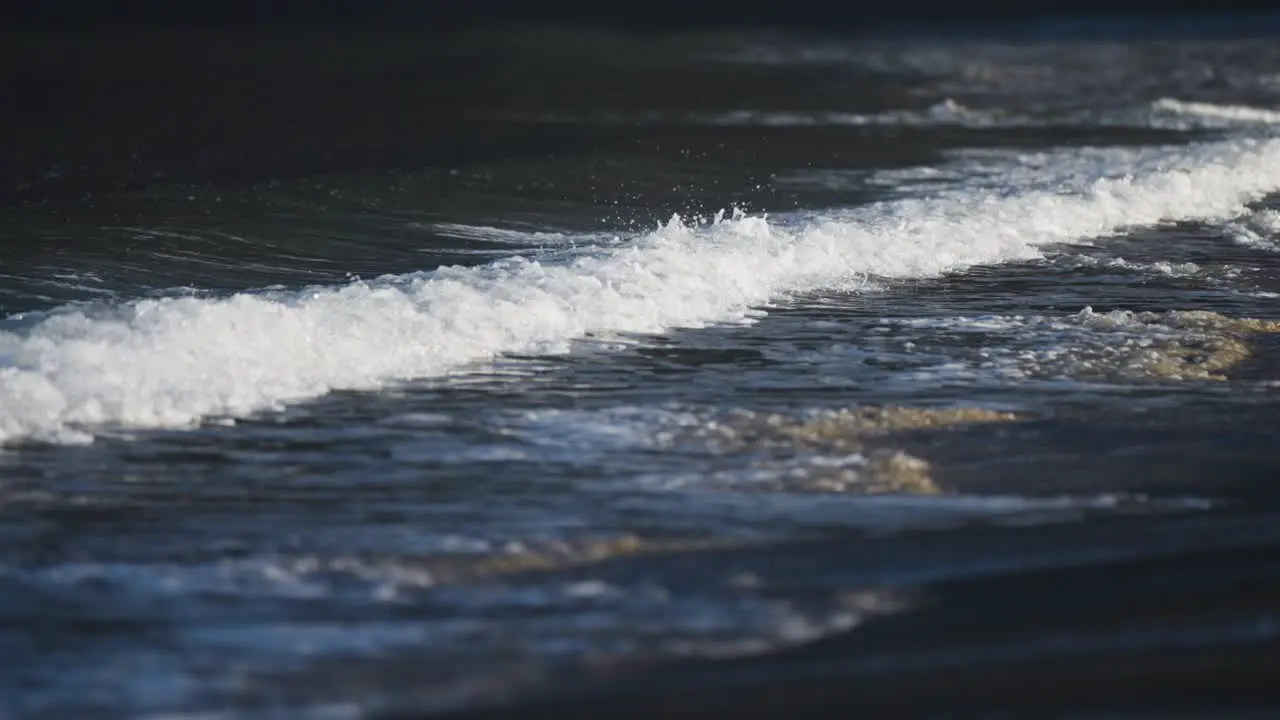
[5, 25, 1280, 719]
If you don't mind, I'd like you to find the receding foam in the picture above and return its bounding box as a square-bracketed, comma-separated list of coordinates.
[5, 138, 1280, 444]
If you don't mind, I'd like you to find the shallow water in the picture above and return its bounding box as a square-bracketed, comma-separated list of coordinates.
[4, 26, 1280, 718]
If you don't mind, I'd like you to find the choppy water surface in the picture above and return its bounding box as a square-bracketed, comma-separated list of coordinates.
[5, 27, 1280, 718]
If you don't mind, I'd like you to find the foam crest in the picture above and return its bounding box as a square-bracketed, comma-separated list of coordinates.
[5, 138, 1280, 444]
[1226, 207, 1280, 251]
[1152, 98, 1280, 127]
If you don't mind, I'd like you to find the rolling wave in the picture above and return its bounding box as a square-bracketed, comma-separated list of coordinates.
[4, 137, 1280, 445]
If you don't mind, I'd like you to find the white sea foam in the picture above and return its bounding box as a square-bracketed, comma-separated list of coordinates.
[427, 222, 610, 246]
[5, 138, 1280, 444]
[779, 144, 1189, 199]
[701, 99, 1008, 127]
[1226, 207, 1280, 251]
[1152, 98, 1280, 128]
